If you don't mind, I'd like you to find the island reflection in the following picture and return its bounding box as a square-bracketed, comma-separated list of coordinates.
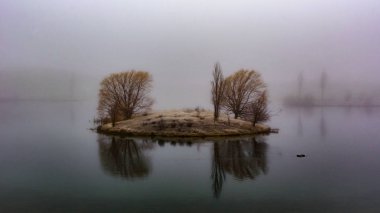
[97, 135, 152, 180]
[97, 135, 268, 198]
[212, 137, 268, 198]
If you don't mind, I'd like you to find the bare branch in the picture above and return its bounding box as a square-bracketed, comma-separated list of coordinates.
[211, 62, 226, 121]
[222, 69, 266, 119]
[97, 71, 154, 125]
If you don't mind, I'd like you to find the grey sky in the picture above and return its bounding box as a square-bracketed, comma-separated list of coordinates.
[1, 0, 380, 108]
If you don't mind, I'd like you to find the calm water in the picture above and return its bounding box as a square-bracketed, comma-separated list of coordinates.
[1, 101, 380, 212]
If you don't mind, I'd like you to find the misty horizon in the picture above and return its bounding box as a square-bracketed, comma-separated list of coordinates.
[1, 0, 380, 109]
[2, 1, 380, 212]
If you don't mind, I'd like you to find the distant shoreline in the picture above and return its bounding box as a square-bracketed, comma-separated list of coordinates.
[0, 98, 86, 102]
[97, 109, 274, 137]
[284, 103, 380, 108]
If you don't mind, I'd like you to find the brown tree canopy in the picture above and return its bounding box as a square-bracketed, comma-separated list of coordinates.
[243, 90, 270, 126]
[98, 71, 153, 126]
[211, 62, 226, 121]
[97, 87, 121, 126]
[223, 69, 266, 119]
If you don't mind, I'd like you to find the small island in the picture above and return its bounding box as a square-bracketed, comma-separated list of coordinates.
[97, 108, 272, 137]
[96, 64, 276, 137]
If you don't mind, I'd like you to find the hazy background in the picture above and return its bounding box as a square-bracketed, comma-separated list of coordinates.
[1, 0, 380, 109]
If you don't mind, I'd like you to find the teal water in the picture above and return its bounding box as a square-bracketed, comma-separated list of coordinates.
[1, 101, 380, 212]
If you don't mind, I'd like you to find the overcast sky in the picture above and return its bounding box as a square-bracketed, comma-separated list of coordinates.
[1, 0, 380, 108]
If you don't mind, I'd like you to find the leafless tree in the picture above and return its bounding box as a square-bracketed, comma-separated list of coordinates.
[298, 72, 303, 102]
[97, 89, 120, 127]
[97, 71, 154, 126]
[244, 90, 270, 126]
[223, 69, 266, 119]
[211, 62, 226, 121]
[320, 71, 327, 104]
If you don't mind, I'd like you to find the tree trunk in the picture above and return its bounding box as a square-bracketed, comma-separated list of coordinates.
[110, 109, 117, 127]
[124, 110, 133, 120]
[214, 106, 219, 121]
[112, 118, 116, 127]
[252, 117, 257, 127]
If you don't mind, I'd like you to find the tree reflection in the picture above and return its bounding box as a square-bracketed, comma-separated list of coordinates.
[211, 142, 226, 198]
[297, 108, 303, 136]
[211, 137, 268, 198]
[320, 107, 327, 138]
[97, 135, 151, 180]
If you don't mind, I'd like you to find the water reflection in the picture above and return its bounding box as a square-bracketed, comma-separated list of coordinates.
[97, 135, 268, 198]
[320, 107, 327, 138]
[211, 137, 268, 198]
[211, 142, 226, 198]
[156, 138, 193, 147]
[294, 107, 328, 138]
[297, 109, 303, 136]
[97, 135, 152, 180]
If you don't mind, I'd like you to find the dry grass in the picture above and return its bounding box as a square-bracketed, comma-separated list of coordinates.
[98, 109, 271, 137]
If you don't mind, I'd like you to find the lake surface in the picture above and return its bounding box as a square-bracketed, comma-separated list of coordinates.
[1, 101, 380, 212]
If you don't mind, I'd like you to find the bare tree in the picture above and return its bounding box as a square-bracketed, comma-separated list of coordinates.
[244, 90, 270, 126]
[320, 71, 327, 104]
[298, 72, 303, 102]
[97, 88, 120, 127]
[97, 71, 153, 126]
[211, 62, 226, 121]
[223, 69, 266, 119]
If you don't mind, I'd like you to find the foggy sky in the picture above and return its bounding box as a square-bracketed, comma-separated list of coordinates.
[1, 0, 380, 109]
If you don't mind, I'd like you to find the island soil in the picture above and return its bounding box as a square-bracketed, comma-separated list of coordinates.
[98, 109, 272, 137]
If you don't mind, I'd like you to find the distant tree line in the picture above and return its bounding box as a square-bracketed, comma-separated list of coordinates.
[97, 64, 270, 127]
